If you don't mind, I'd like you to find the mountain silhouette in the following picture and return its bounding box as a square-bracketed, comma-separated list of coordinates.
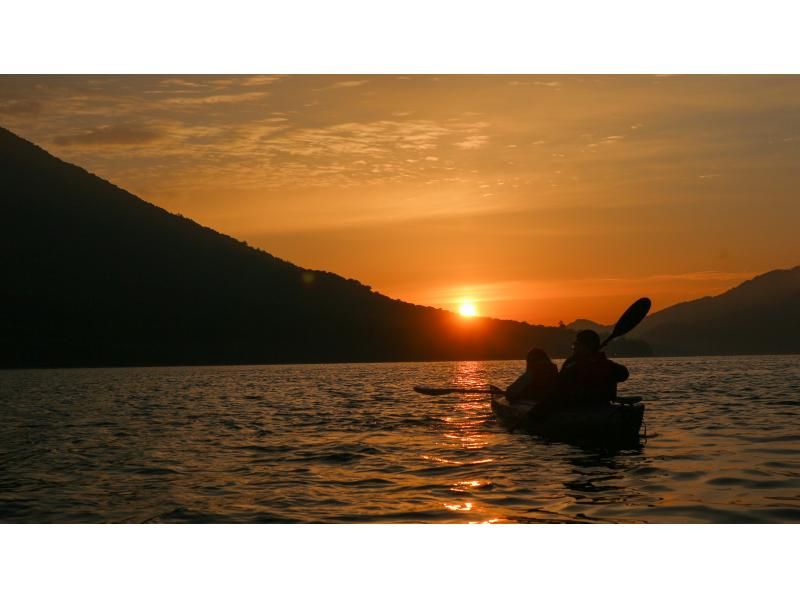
[565, 319, 612, 335]
[634, 267, 800, 355]
[1, 126, 599, 368]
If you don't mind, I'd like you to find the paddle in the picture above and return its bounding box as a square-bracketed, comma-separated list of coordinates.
[413, 385, 641, 405]
[598, 296, 652, 350]
[413, 385, 505, 396]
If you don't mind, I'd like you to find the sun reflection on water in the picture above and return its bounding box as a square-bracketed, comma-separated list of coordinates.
[451, 361, 486, 388]
[444, 502, 473, 511]
[442, 361, 492, 451]
[433, 362, 502, 519]
[454, 480, 482, 489]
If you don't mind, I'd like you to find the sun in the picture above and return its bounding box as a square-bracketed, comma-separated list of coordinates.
[458, 301, 478, 317]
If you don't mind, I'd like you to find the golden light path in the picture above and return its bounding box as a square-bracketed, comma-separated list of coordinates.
[435, 361, 504, 523]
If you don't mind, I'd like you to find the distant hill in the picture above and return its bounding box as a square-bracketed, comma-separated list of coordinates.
[634, 267, 800, 355]
[565, 319, 611, 335]
[2, 126, 614, 368]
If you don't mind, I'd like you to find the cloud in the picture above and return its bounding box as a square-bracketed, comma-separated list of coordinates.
[157, 76, 283, 89]
[320, 80, 369, 90]
[53, 124, 164, 146]
[454, 135, 489, 149]
[508, 80, 561, 88]
[158, 78, 206, 88]
[0, 99, 43, 116]
[239, 75, 284, 87]
[586, 134, 625, 148]
[138, 116, 493, 194]
[163, 91, 270, 105]
[261, 120, 457, 157]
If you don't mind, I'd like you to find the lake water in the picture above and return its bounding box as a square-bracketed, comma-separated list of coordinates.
[1, 356, 798, 523]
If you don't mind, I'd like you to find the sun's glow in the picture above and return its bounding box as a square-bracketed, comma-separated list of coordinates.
[458, 301, 478, 317]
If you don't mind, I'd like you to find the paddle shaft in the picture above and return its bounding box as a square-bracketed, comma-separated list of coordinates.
[413, 385, 641, 405]
[413, 386, 505, 396]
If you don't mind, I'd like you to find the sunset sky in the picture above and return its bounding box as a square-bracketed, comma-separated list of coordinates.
[2, 75, 799, 324]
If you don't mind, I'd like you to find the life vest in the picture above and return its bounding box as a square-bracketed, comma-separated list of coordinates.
[506, 361, 559, 402]
[560, 352, 625, 404]
[529, 361, 559, 394]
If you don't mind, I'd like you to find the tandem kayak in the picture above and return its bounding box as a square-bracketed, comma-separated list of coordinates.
[491, 394, 645, 447]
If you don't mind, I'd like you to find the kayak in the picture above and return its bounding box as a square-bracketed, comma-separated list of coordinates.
[491, 395, 645, 447]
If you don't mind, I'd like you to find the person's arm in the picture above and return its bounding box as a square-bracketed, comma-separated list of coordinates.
[558, 357, 576, 381]
[611, 361, 629, 383]
[505, 372, 530, 402]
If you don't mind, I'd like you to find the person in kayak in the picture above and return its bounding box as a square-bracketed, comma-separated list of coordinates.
[505, 348, 559, 405]
[559, 330, 629, 405]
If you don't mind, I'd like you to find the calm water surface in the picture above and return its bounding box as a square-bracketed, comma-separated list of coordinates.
[1, 356, 798, 523]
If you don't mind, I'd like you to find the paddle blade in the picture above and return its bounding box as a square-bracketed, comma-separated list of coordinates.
[610, 297, 652, 339]
[413, 386, 453, 396]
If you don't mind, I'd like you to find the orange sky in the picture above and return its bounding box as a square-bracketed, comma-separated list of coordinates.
[2, 75, 799, 324]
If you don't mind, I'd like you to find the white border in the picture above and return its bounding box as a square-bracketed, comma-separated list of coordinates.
[1, 524, 796, 597]
[2, 1, 800, 73]
[1, 3, 797, 596]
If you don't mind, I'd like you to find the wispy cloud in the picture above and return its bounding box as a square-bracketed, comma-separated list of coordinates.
[261, 119, 485, 158]
[239, 75, 284, 87]
[158, 78, 206, 88]
[323, 80, 369, 90]
[508, 80, 561, 88]
[53, 124, 165, 146]
[163, 91, 270, 105]
[0, 99, 43, 116]
[454, 135, 489, 149]
[586, 134, 625, 149]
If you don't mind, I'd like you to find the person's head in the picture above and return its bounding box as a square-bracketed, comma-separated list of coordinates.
[572, 329, 601, 358]
[526, 347, 552, 370]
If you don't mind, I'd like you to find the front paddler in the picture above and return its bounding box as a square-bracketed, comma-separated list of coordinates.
[559, 330, 629, 405]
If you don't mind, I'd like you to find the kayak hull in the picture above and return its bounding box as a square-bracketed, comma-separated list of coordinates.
[491, 395, 645, 447]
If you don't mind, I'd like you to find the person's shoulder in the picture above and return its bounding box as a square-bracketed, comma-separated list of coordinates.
[604, 355, 627, 367]
[597, 352, 625, 365]
[509, 371, 531, 385]
[607, 358, 630, 380]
